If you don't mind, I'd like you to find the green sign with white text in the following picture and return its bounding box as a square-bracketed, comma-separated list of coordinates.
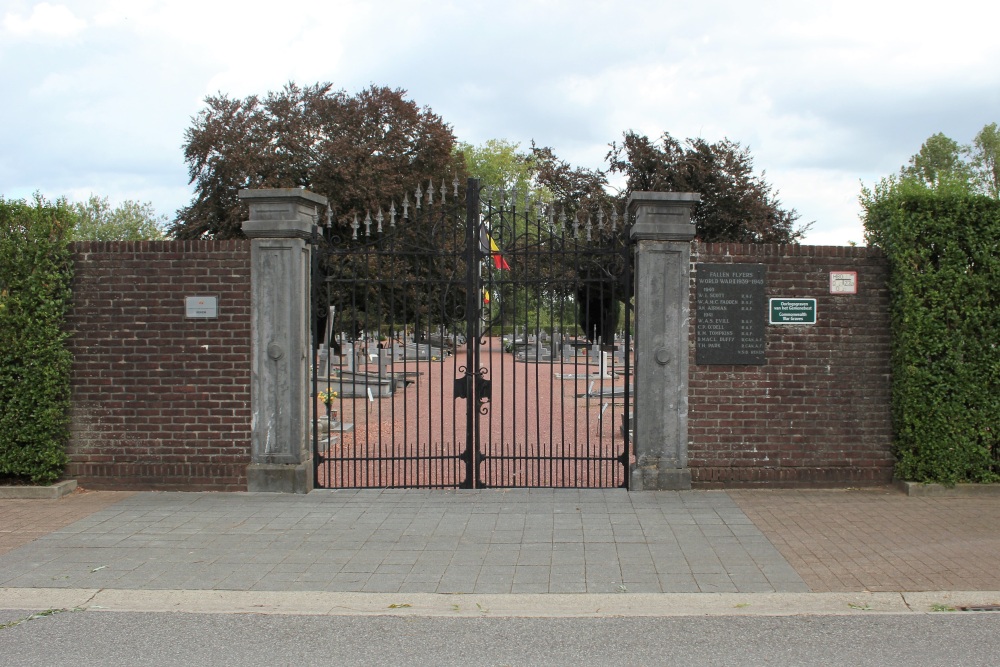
[769, 298, 816, 324]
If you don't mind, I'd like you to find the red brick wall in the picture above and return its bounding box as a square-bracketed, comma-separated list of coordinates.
[689, 243, 895, 487]
[66, 241, 252, 491]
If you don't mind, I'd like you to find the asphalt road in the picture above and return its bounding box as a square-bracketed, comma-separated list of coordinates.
[3, 608, 1000, 666]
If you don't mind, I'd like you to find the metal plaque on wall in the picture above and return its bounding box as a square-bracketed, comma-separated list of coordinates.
[696, 264, 766, 365]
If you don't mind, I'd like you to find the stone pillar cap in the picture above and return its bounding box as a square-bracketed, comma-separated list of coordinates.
[239, 188, 329, 207]
[627, 191, 700, 241]
[239, 188, 329, 240]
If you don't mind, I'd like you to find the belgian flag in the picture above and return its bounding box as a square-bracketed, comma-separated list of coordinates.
[479, 224, 510, 270]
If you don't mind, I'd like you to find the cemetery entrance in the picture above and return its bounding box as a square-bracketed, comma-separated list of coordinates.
[311, 179, 632, 489]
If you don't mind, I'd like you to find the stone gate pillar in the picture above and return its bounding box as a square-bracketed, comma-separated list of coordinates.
[240, 188, 327, 493]
[628, 192, 700, 490]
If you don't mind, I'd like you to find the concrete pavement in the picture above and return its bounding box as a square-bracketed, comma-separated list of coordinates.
[1, 486, 999, 616]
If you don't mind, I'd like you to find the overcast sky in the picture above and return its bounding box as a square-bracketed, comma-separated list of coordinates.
[2, 0, 998, 245]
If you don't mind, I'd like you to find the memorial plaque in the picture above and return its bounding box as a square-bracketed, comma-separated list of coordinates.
[696, 264, 766, 365]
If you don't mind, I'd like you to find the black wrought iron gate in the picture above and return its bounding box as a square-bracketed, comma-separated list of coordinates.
[311, 178, 632, 488]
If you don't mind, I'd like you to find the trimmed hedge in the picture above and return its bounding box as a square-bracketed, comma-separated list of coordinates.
[864, 181, 1000, 483]
[0, 196, 74, 484]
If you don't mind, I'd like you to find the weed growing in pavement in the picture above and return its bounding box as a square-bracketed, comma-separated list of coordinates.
[0, 608, 82, 631]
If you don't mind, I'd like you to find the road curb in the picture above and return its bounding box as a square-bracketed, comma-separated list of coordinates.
[0, 480, 77, 500]
[3, 588, 1000, 618]
[896, 480, 1000, 497]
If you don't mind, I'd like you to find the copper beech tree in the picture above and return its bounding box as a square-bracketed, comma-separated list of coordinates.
[170, 82, 463, 240]
[606, 131, 808, 243]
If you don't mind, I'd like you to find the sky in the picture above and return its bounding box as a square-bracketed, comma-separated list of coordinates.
[2, 0, 998, 245]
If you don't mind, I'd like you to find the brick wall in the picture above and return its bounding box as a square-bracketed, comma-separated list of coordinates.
[689, 243, 895, 487]
[66, 241, 252, 491]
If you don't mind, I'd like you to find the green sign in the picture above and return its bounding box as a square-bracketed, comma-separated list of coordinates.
[769, 298, 816, 324]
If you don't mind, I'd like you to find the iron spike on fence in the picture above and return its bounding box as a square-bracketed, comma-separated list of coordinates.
[610, 208, 619, 232]
[453, 175, 460, 199]
[376, 208, 384, 234]
[427, 179, 434, 205]
[586, 213, 593, 241]
[351, 213, 360, 240]
[558, 208, 566, 235]
[572, 212, 580, 239]
[389, 202, 397, 227]
[363, 211, 372, 237]
[325, 204, 333, 229]
[402, 193, 410, 219]
[415, 183, 423, 210]
[596, 209, 605, 233]
[440, 179, 447, 203]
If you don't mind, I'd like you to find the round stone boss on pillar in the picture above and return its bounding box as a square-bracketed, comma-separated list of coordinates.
[627, 192, 700, 491]
[240, 188, 328, 493]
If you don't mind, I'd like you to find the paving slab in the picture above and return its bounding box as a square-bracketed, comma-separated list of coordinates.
[0, 491, 134, 556]
[4, 486, 999, 601]
[0, 489, 806, 595]
[730, 487, 1000, 593]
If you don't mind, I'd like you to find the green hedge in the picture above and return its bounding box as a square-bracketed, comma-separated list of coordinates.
[0, 196, 74, 484]
[864, 181, 1000, 483]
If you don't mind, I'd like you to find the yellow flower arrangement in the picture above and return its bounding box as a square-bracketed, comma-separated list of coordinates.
[319, 390, 339, 406]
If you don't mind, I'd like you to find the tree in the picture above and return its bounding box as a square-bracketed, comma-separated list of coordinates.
[972, 123, 1000, 199]
[895, 125, 1000, 199]
[69, 195, 166, 241]
[529, 144, 622, 343]
[900, 132, 974, 189]
[458, 139, 552, 203]
[606, 131, 808, 243]
[171, 82, 462, 240]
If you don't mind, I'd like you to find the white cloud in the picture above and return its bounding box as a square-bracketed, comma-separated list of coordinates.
[2, 2, 86, 38]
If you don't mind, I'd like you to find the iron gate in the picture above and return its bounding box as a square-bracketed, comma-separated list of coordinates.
[311, 178, 632, 488]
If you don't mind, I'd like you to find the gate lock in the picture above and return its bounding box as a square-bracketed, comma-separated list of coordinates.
[454, 375, 492, 402]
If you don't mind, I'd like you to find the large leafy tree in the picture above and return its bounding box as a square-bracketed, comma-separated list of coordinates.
[606, 131, 808, 243]
[171, 82, 462, 239]
[894, 124, 1000, 199]
[972, 123, 1000, 198]
[69, 195, 166, 241]
[459, 139, 550, 202]
[900, 132, 974, 189]
[528, 144, 623, 343]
